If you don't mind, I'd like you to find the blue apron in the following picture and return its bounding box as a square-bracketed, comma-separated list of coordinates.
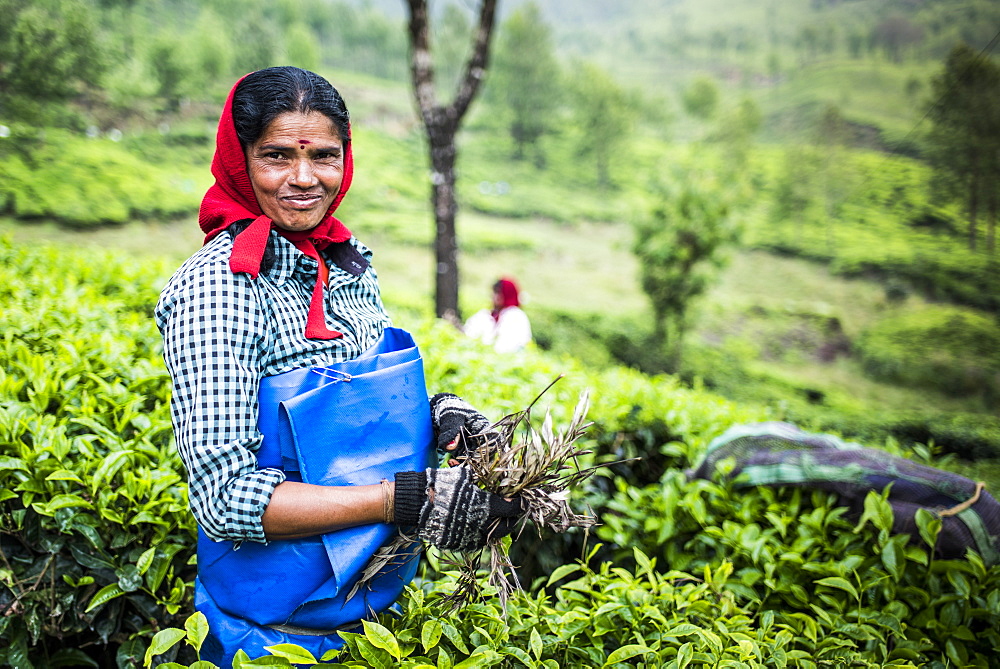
[195, 328, 433, 665]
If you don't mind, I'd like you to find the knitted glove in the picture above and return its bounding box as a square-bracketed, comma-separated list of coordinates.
[394, 467, 522, 551]
[430, 393, 498, 460]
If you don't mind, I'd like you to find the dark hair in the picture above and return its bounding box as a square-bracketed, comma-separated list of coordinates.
[231, 66, 350, 149]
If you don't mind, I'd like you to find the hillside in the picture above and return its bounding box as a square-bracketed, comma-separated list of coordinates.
[2, 0, 997, 456]
[349, 0, 998, 150]
[2, 2, 1000, 664]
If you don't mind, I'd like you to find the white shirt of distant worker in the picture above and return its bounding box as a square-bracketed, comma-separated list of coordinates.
[464, 278, 532, 353]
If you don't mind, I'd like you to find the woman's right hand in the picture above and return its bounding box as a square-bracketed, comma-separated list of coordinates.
[393, 467, 522, 551]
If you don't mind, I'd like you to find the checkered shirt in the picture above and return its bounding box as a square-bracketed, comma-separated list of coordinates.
[154, 231, 391, 543]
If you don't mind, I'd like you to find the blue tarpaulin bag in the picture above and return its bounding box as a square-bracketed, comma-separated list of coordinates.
[196, 328, 434, 664]
[688, 422, 1000, 565]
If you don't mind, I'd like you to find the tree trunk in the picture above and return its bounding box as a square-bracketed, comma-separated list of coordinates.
[405, 0, 498, 319]
[651, 309, 667, 350]
[968, 151, 980, 251]
[986, 182, 997, 255]
[667, 307, 687, 373]
[597, 154, 610, 189]
[429, 124, 460, 321]
[968, 176, 980, 252]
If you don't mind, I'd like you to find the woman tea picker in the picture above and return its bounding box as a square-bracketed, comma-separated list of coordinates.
[155, 67, 522, 664]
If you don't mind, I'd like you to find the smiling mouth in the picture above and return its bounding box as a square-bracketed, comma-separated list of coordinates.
[281, 194, 323, 207]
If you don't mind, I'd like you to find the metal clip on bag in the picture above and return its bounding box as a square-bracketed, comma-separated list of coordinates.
[195, 328, 433, 664]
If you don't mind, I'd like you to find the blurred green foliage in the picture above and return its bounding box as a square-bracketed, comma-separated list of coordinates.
[857, 305, 1000, 399]
[0, 0, 106, 122]
[632, 173, 739, 366]
[527, 301, 1000, 462]
[748, 146, 1000, 313]
[0, 125, 203, 226]
[489, 2, 562, 166]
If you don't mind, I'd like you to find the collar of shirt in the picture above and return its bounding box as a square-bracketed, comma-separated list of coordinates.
[264, 233, 374, 288]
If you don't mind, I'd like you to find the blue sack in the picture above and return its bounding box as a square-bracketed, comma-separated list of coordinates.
[196, 328, 433, 665]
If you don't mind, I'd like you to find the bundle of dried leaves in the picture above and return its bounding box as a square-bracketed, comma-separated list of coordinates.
[444, 379, 600, 610]
[349, 377, 611, 612]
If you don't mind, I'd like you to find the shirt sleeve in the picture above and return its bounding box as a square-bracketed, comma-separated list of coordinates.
[155, 260, 286, 543]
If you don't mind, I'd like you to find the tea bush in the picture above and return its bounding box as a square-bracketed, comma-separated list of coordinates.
[856, 305, 1000, 400]
[887, 412, 1000, 461]
[0, 239, 195, 667]
[145, 490, 1000, 668]
[2, 237, 999, 667]
[528, 303, 1000, 463]
[0, 125, 202, 227]
[0, 237, 761, 666]
[598, 473, 1000, 664]
[144, 549, 934, 668]
[746, 148, 1000, 315]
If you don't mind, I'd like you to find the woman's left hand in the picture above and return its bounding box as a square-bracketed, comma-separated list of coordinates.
[430, 393, 498, 462]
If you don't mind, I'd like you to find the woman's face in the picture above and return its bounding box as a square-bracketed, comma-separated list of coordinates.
[246, 111, 345, 232]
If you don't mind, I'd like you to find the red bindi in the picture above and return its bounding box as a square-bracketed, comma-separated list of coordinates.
[297, 139, 311, 147]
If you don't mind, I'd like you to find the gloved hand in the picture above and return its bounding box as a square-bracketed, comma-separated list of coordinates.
[430, 393, 498, 461]
[394, 467, 522, 551]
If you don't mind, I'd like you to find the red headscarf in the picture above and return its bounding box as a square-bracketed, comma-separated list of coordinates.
[198, 73, 355, 340]
[492, 278, 520, 321]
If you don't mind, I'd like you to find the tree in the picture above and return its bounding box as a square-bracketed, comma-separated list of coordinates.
[813, 104, 857, 255]
[405, 0, 498, 320]
[285, 23, 321, 73]
[926, 43, 1000, 252]
[847, 30, 866, 59]
[492, 2, 561, 164]
[232, 14, 280, 74]
[871, 14, 924, 63]
[148, 34, 194, 111]
[682, 76, 719, 120]
[433, 4, 470, 98]
[797, 24, 821, 62]
[771, 145, 823, 244]
[632, 176, 738, 369]
[190, 9, 235, 85]
[0, 0, 105, 119]
[567, 61, 635, 188]
[711, 97, 761, 172]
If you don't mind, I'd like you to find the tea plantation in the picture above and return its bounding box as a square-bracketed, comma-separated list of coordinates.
[1, 237, 998, 668]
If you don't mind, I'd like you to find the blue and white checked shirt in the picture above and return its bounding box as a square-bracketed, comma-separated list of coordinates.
[155, 231, 391, 543]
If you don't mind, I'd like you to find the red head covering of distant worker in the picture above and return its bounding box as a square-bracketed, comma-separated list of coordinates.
[492, 278, 520, 321]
